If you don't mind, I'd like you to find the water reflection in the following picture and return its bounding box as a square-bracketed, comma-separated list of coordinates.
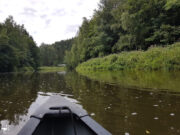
[0, 71, 180, 135]
[0, 72, 72, 135]
[77, 71, 180, 92]
[65, 72, 180, 135]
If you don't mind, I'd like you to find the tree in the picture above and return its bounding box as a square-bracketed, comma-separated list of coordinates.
[0, 29, 18, 72]
[0, 16, 40, 72]
[39, 38, 73, 66]
[65, 0, 180, 69]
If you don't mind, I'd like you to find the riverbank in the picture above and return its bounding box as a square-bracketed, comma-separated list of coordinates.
[76, 42, 180, 72]
[0, 66, 66, 73]
[39, 66, 65, 73]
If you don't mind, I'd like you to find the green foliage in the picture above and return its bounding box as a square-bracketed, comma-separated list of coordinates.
[39, 44, 57, 66]
[164, 0, 180, 10]
[66, 0, 180, 69]
[39, 38, 73, 67]
[0, 44, 18, 72]
[0, 16, 40, 72]
[39, 66, 65, 73]
[146, 25, 180, 45]
[76, 42, 180, 71]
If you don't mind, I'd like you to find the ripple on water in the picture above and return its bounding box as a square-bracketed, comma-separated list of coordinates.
[154, 117, 159, 120]
[159, 100, 162, 103]
[153, 104, 159, 107]
[170, 113, 175, 116]
[124, 116, 128, 119]
[131, 112, 137, 116]
[105, 106, 111, 110]
[170, 126, 174, 130]
[90, 113, 95, 116]
[146, 130, 150, 134]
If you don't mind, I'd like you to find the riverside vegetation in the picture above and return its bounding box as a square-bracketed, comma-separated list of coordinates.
[76, 42, 180, 71]
[39, 66, 65, 73]
[65, 0, 180, 71]
[0, 16, 73, 73]
[0, 0, 180, 73]
[0, 16, 39, 72]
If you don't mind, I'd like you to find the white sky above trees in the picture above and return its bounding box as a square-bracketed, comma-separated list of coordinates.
[0, 0, 100, 45]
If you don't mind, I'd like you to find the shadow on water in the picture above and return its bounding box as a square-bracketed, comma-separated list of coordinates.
[0, 71, 180, 135]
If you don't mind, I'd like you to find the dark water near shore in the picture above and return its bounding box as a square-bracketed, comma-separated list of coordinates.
[0, 71, 180, 135]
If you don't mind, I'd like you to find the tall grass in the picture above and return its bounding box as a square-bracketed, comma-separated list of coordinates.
[76, 42, 180, 72]
[39, 66, 65, 72]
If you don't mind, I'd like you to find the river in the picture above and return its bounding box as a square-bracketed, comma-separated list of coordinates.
[0, 71, 180, 135]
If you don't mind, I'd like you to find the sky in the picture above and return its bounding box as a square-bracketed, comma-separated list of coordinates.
[0, 0, 100, 45]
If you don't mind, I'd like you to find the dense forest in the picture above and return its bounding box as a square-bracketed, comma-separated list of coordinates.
[0, 16, 40, 72]
[39, 39, 73, 66]
[0, 16, 73, 72]
[65, 0, 180, 69]
[0, 0, 180, 72]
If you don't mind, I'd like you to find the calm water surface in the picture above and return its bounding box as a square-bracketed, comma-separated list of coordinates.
[0, 71, 180, 135]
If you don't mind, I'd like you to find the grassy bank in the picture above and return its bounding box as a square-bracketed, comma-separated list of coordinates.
[39, 66, 65, 73]
[76, 42, 180, 72]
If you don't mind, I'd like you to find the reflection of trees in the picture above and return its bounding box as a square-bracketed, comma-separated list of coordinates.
[0, 73, 39, 125]
[78, 71, 180, 92]
[1, 71, 179, 134]
[65, 72, 125, 133]
[65, 71, 180, 135]
[37, 72, 73, 94]
[0, 72, 73, 126]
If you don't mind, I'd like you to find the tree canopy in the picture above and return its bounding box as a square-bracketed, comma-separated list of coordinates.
[65, 0, 180, 69]
[0, 16, 40, 72]
[1, 0, 180, 72]
[39, 38, 73, 66]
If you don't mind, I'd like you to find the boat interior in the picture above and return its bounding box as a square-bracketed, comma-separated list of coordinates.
[32, 113, 97, 135]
